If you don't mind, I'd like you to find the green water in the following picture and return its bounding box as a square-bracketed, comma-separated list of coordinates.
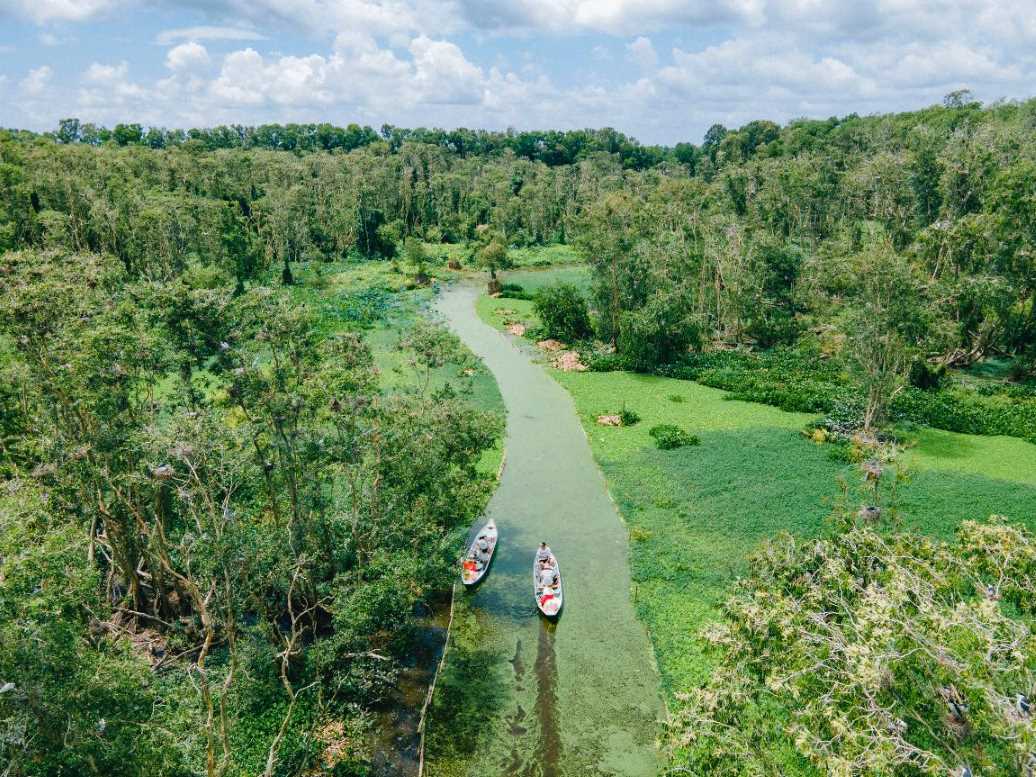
[427, 284, 663, 776]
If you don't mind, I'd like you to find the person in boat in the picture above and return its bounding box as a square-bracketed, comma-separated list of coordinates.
[538, 565, 558, 590]
[536, 542, 552, 562]
[476, 536, 491, 564]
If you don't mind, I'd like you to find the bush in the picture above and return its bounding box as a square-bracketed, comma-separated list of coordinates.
[908, 358, 945, 390]
[499, 283, 533, 301]
[618, 292, 701, 371]
[586, 349, 627, 372]
[619, 405, 640, 426]
[533, 283, 592, 341]
[669, 519, 1036, 776]
[649, 424, 700, 450]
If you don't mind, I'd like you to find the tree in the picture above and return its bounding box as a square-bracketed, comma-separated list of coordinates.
[618, 289, 701, 370]
[55, 117, 81, 144]
[575, 191, 639, 345]
[476, 239, 510, 294]
[112, 123, 144, 146]
[670, 516, 1036, 777]
[533, 283, 593, 342]
[703, 123, 728, 161]
[404, 235, 429, 283]
[843, 238, 942, 431]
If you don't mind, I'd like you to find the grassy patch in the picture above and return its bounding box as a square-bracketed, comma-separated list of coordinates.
[553, 370, 1036, 696]
[474, 297, 1036, 700]
[507, 244, 583, 268]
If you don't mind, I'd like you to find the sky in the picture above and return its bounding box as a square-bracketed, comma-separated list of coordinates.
[0, 1, 1034, 145]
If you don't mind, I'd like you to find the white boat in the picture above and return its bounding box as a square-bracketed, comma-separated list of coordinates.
[533, 547, 563, 618]
[461, 519, 497, 586]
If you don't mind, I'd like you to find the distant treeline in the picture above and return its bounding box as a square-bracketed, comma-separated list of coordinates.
[24, 117, 675, 169]
[2, 91, 1035, 390]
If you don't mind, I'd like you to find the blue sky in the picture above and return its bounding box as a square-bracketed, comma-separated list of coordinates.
[0, 1, 1034, 145]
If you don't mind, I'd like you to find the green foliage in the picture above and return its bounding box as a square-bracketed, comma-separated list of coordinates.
[618, 291, 702, 371]
[533, 282, 593, 341]
[0, 481, 188, 776]
[842, 236, 949, 430]
[497, 282, 532, 300]
[539, 363, 1036, 710]
[658, 349, 1036, 445]
[0, 244, 503, 775]
[404, 236, 429, 279]
[649, 424, 700, 449]
[670, 519, 1036, 776]
[476, 239, 510, 280]
[619, 404, 641, 426]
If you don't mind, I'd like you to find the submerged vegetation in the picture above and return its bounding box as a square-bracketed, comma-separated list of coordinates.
[3, 91, 1036, 775]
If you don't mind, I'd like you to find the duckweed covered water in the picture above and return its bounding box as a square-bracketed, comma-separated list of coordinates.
[425, 284, 663, 776]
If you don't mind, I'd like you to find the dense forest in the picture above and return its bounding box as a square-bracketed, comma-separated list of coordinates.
[3, 90, 1036, 775]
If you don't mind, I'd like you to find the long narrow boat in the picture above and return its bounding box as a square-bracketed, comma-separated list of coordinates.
[533, 547, 563, 618]
[461, 519, 498, 586]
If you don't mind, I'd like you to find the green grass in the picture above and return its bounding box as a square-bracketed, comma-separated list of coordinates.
[501, 264, 591, 292]
[555, 371, 1036, 696]
[506, 244, 583, 268]
[474, 296, 1036, 700]
[419, 241, 582, 273]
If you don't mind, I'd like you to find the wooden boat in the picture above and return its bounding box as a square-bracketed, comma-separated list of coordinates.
[461, 519, 497, 586]
[533, 547, 563, 618]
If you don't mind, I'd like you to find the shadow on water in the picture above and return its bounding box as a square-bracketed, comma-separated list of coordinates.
[525, 619, 561, 777]
[423, 605, 510, 772]
[369, 602, 451, 777]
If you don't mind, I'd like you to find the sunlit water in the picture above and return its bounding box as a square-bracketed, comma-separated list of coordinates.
[427, 283, 663, 776]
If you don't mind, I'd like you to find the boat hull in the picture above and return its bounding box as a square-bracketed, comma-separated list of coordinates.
[461, 519, 497, 586]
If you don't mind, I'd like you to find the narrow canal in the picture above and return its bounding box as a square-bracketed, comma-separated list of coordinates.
[425, 283, 663, 776]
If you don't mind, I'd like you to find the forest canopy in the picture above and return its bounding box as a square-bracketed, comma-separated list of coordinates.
[3, 92, 1036, 775]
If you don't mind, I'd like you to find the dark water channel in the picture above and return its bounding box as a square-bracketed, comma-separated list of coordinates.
[422, 283, 663, 776]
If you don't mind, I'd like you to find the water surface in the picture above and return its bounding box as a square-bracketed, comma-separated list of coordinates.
[426, 283, 663, 776]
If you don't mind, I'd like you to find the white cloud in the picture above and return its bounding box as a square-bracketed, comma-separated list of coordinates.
[20, 65, 51, 95]
[409, 36, 484, 104]
[627, 36, 658, 68]
[84, 61, 129, 83]
[1, 0, 122, 23]
[156, 26, 266, 45]
[207, 36, 490, 110]
[166, 41, 210, 71]
[3, 0, 1036, 144]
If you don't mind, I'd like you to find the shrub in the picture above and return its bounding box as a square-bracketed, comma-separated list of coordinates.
[533, 283, 593, 341]
[586, 349, 627, 372]
[908, 358, 945, 390]
[618, 292, 701, 371]
[649, 424, 700, 450]
[499, 283, 533, 301]
[619, 405, 640, 426]
[668, 519, 1036, 776]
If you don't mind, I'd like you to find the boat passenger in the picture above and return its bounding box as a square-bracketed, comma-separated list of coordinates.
[536, 542, 552, 562]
